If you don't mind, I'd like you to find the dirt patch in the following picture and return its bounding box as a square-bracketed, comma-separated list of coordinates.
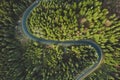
[15, 20, 30, 45]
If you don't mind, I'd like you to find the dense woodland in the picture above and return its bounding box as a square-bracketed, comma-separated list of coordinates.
[0, 0, 120, 80]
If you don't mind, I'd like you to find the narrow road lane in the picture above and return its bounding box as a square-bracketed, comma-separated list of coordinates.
[22, 0, 103, 80]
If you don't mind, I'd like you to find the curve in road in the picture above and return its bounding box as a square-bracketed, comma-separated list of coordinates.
[22, 0, 103, 80]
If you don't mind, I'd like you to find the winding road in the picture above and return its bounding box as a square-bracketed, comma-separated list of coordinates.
[22, 0, 103, 80]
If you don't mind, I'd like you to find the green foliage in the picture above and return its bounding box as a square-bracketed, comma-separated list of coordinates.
[0, 0, 34, 79]
[28, 0, 120, 47]
[0, 0, 120, 80]
[24, 42, 98, 80]
[27, 0, 120, 79]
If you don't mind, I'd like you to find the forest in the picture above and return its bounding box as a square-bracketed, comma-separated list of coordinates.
[0, 0, 120, 80]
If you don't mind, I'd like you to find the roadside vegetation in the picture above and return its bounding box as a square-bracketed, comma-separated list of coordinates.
[0, 0, 34, 79]
[28, 0, 120, 79]
[0, 0, 120, 80]
[25, 42, 98, 80]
